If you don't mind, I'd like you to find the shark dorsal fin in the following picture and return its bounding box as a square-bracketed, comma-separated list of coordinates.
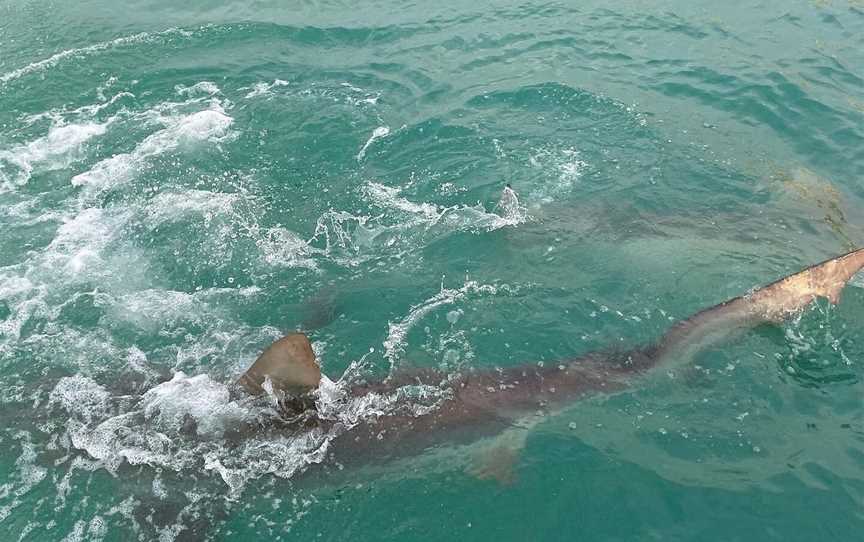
[238, 333, 321, 395]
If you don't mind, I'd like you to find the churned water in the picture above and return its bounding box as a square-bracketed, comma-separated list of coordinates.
[1, 1, 863, 540]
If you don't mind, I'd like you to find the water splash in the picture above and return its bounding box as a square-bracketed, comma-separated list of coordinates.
[356, 126, 390, 161]
[383, 279, 517, 372]
[527, 145, 588, 203]
[306, 182, 526, 267]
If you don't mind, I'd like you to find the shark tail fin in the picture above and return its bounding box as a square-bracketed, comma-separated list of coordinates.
[239, 332, 321, 395]
[651, 247, 864, 367]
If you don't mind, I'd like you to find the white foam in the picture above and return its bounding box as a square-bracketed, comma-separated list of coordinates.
[195, 371, 451, 491]
[71, 104, 234, 192]
[0, 120, 109, 188]
[175, 81, 220, 97]
[105, 289, 201, 332]
[49, 376, 111, 423]
[362, 182, 439, 218]
[40, 207, 129, 278]
[59, 521, 86, 542]
[0, 205, 139, 343]
[141, 372, 249, 438]
[0, 198, 42, 223]
[0, 290, 47, 345]
[362, 181, 526, 230]
[243, 79, 289, 99]
[87, 516, 107, 542]
[49, 372, 252, 474]
[204, 428, 330, 492]
[0, 274, 36, 301]
[0, 432, 47, 523]
[40, 343, 457, 493]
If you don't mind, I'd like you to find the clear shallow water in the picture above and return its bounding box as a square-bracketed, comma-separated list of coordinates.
[1, 0, 863, 540]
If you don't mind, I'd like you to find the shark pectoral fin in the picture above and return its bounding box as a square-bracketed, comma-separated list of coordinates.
[466, 421, 536, 485]
[468, 442, 521, 485]
[239, 333, 321, 396]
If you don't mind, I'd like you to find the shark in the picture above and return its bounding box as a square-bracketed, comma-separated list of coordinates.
[233, 247, 864, 481]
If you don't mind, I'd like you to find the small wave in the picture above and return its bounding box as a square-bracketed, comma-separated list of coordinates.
[0, 89, 135, 189]
[0, 27, 199, 85]
[492, 184, 527, 222]
[340, 82, 381, 106]
[21, 89, 135, 128]
[776, 305, 858, 384]
[308, 210, 376, 266]
[356, 126, 390, 161]
[97, 287, 262, 349]
[103, 289, 207, 333]
[135, 176, 323, 272]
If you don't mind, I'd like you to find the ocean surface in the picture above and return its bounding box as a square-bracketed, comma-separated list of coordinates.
[1, 1, 863, 540]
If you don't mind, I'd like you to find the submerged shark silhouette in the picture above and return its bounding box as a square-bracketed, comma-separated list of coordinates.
[236, 248, 864, 479]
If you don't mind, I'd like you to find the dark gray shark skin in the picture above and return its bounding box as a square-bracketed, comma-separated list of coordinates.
[241, 248, 864, 472]
[321, 355, 634, 469]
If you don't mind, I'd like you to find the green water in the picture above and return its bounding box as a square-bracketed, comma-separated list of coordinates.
[1, 0, 863, 539]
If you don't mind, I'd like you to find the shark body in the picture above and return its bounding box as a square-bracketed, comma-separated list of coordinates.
[238, 248, 864, 475]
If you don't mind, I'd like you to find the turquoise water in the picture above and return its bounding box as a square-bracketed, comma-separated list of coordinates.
[1, 0, 863, 539]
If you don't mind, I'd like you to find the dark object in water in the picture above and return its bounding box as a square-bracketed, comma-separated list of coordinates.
[239, 248, 864, 471]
